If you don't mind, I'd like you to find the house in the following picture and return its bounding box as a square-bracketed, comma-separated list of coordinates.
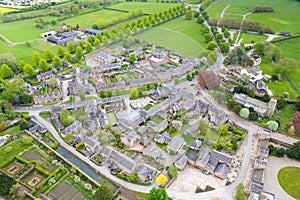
[232, 93, 277, 117]
[61, 121, 82, 136]
[28, 124, 47, 134]
[190, 138, 202, 150]
[96, 52, 115, 64]
[0, 135, 10, 147]
[119, 110, 148, 129]
[83, 135, 101, 154]
[33, 91, 62, 104]
[208, 107, 228, 126]
[101, 146, 136, 174]
[167, 136, 184, 154]
[136, 163, 157, 182]
[154, 86, 171, 100]
[40, 30, 56, 38]
[52, 118, 64, 130]
[67, 76, 87, 96]
[172, 62, 194, 77]
[139, 137, 150, 147]
[120, 131, 140, 148]
[249, 191, 275, 200]
[183, 123, 198, 135]
[154, 132, 172, 144]
[84, 28, 103, 36]
[37, 71, 55, 81]
[197, 70, 219, 89]
[174, 154, 188, 171]
[196, 149, 232, 179]
[128, 77, 159, 87]
[279, 32, 291, 36]
[240, 66, 264, 82]
[186, 149, 199, 165]
[148, 120, 168, 133]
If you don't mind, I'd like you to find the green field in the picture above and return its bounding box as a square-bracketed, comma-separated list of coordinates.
[240, 33, 268, 44]
[63, 9, 128, 28]
[278, 167, 300, 199]
[135, 17, 206, 57]
[208, 0, 300, 33]
[0, 6, 17, 15]
[108, 2, 181, 14]
[275, 37, 300, 62]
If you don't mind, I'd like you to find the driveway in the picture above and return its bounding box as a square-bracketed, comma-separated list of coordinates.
[263, 156, 300, 200]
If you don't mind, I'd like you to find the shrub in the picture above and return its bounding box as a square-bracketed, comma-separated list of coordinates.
[239, 108, 249, 119]
[267, 121, 279, 131]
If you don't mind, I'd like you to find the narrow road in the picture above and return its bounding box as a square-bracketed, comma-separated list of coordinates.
[234, 12, 253, 46]
[217, 5, 230, 28]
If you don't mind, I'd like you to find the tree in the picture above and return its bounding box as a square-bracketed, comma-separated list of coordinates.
[149, 188, 169, 200]
[93, 38, 100, 48]
[66, 41, 75, 53]
[197, 16, 204, 24]
[235, 183, 246, 200]
[224, 30, 230, 38]
[220, 42, 229, 53]
[130, 87, 140, 99]
[104, 30, 110, 39]
[216, 33, 223, 43]
[106, 90, 112, 97]
[87, 35, 94, 44]
[75, 46, 83, 59]
[99, 90, 106, 98]
[23, 64, 36, 78]
[253, 42, 265, 56]
[206, 41, 217, 51]
[291, 111, 300, 134]
[22, 136, 33, 144]
[249, 112, 258, 121]
[79, 93, 86, 101]
[0, 173, 16, 196]
[239, 108, 249, 119]
[286, 142, 300, 160]
[64, 51, 72, 62]
[52, 56, 62, 67]
[197, 119, 209, 135]
[168, 165, 178, 179]
[267, 121, 279, 131]
[0, 64, 14, 79]
[186, 73, 192, 81]
[275, 58, 297, 76]
[128, 54, 136, 64]
[185, 10, 193, 20]
[276, 98, 286, 109]
[102, 36, 109, 45]
[60, 109, 75, 127]
[94, 186, 113, 200]
[204, 33, 213, 43]
[156, 174, 168, 186]
[96, 32, 102, 42]
[56, 45, 65, 57]
[32, 51, 40, 66]
[20, 118, 31, 130]
[49, 76, 58, 88]
[71, 4, 79, 14]
[78, 40, 84, 48]
[38, 58, 49, 72]
[44, 49, 54, 62]
[174, 77, 179, 84]
[85, 42, 93, 53]
[18, 60, 26, 71]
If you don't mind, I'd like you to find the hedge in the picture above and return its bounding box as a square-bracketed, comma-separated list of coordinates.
[36, 168, 60, 190]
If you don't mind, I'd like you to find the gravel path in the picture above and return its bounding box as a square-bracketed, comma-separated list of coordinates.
[264, 156, 300, 200]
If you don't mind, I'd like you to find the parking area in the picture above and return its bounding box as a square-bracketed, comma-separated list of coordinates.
[169, 166, 226, 193]
[263, 156, 300, 200]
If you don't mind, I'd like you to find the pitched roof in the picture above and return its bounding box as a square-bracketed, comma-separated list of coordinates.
[187, 149, 199, 161]
[197, 70, 219, 89]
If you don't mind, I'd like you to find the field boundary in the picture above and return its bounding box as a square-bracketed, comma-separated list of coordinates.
[271, 35, 300, 44]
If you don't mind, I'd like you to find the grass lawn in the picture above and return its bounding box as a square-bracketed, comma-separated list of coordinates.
[108, 2, 181, 14]
[135, 17, 206, 57]
[240, 33, 268, 44]
[131, 190, 150, 200]
[207, 4, 228, 18]
[143, 104, 153, 111]
[278, 167, 300, 199]
[0, 125, 21, 136]
[183, 135, 195, 144]
[204, 128, 220, 143]
[266, 80, 297, 99]
[151, 116, 164, 124]
[63, 9, 128, 28]
[0, 136, 31, 166]
[275, 37, 300, 62]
